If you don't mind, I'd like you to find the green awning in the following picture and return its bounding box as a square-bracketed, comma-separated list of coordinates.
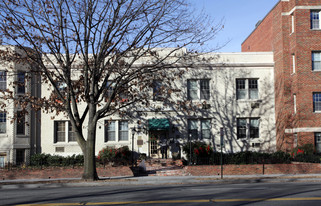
[148, 119, 170, 130]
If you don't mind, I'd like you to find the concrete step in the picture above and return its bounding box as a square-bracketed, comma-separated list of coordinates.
[148, 169, 189, 176]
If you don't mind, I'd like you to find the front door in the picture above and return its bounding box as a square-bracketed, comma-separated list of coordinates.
[149, 130, 168, 158]
[0, 156, 5, 168]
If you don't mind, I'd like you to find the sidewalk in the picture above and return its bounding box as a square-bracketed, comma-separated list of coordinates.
[2, 174, 321, 189]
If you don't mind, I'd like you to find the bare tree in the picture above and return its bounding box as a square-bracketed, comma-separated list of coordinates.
[0, 0, 222, 180]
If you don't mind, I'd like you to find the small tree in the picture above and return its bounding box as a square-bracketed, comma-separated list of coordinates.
[0, 0, 223, 180]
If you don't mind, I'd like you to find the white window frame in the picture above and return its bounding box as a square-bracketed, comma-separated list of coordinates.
[311, 10, 321, 30]
[292, 54, 296, 74]
[105, 120, 129, 142]
[16, 111, 25, 135]
[315, 132, 321, 153]
[293, 94, 297, 114]
[16, 71, 25, 94]
[236, 79, 259, 100]
[68, 122, 76, 142]
[119, 121, 128, 141]
[293, 133, 298, 148]
[0, 71, 6, 91]
[188, 119, 211, 140]
[291, 14, 295, 33]
[54, 121, 76, 143]
[153, 80, 165, 101]
[312, 52, 321, 71]
[187, 79, 210, 100]
[237, 118, 260, 139]
[313, 92, 321, 112]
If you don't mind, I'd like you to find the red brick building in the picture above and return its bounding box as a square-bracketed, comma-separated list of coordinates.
[242, 0, 321, 152]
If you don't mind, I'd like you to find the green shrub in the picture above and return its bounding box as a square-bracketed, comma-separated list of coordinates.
[293, 153, 321, 163]
[47, 155, 63, 166]
[292, 144, 315, 156]
[97, 146, 132, 165]
[30, 153, 50, 166]
[182, 141, 213, 165]
[30, 153, 84, 167]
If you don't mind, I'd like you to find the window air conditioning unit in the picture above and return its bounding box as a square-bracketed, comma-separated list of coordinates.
[252, 143, 261, 148]
[202, 104, 211, 109]
[251, 102, 260, 108]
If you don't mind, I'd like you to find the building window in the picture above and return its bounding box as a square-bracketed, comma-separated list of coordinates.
[54, 121, 76, 143]
[16, 72, 25, 94]
[104, 120, 128, 142]
[119, 121, 128, 141]
[0, 112, 6, 134]
[237, 119, 247, 139]
[236, 79, 258, 100]
[311, 10, 321, 29]
[16, 111, 25, 135]
[249, 119, 259, 138]
[312, 52, 321, 71]
[68, 122, 76, 142]
[313, 93, 321, 112]
[56, 81, 67, 94]
[0, 71, 6, 91]
[105, 121, 116, 142]
[201, 119, 211, 139]
[237, 118, 260, 139]
[54, 121, 65, 142]
[293, 133, 298, 148]
[188, 119, 211, 140]
[153, 80, 164, 101]
[188, 119, 198, 140]
[187, 79, 210, 100]
[106, 81, 115, 99]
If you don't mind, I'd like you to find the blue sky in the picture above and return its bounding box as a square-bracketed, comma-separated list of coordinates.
[189, 0, 280, 52]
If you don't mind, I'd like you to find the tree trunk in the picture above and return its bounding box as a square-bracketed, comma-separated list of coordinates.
[82, 137, 99, 180]
[82, 106, 99, 180]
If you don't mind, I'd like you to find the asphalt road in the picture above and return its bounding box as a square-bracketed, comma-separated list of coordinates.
[2, 182, 321, 205]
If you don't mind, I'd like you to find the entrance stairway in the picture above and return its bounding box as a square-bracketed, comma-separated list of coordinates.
[137, 158, 189, 176]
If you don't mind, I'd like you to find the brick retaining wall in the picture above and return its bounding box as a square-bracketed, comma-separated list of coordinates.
[184, 163, 321, 176]
[1, 163, 321, 180]
[0, 166, 133, 180]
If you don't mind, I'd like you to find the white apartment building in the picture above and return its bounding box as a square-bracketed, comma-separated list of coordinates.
[0, 46, 40, 167]
[0, 46, 276, 165]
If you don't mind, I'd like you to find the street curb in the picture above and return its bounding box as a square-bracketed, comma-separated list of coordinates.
[2, 175, 321, 189]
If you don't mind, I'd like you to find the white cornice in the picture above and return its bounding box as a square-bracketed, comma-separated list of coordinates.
[282, 6, 321, 16]
[285, 127, 321, 133]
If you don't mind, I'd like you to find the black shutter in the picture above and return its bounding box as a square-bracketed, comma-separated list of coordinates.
[54, 122, 57, 143]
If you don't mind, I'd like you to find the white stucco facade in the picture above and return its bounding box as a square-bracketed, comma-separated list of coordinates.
[0, 47, 276, 165]
[0, 46, 40, 166]
[39, 51, 276, 158]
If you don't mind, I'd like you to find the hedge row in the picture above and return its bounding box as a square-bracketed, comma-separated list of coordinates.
[183, 142, 321, 165]
[30, 154, 84, 167]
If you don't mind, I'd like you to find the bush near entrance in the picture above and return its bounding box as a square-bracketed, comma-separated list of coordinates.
[97, 146, 132, 166]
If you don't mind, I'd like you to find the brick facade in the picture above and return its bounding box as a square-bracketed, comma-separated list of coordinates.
[242, 0, 321, 152]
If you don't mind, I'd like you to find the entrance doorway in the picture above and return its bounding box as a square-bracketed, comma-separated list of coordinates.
[0, 154, 5, 168]
[149, 130, 168, 158]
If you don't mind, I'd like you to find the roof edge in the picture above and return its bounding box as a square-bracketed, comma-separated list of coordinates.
[241, 0, 281, 46]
